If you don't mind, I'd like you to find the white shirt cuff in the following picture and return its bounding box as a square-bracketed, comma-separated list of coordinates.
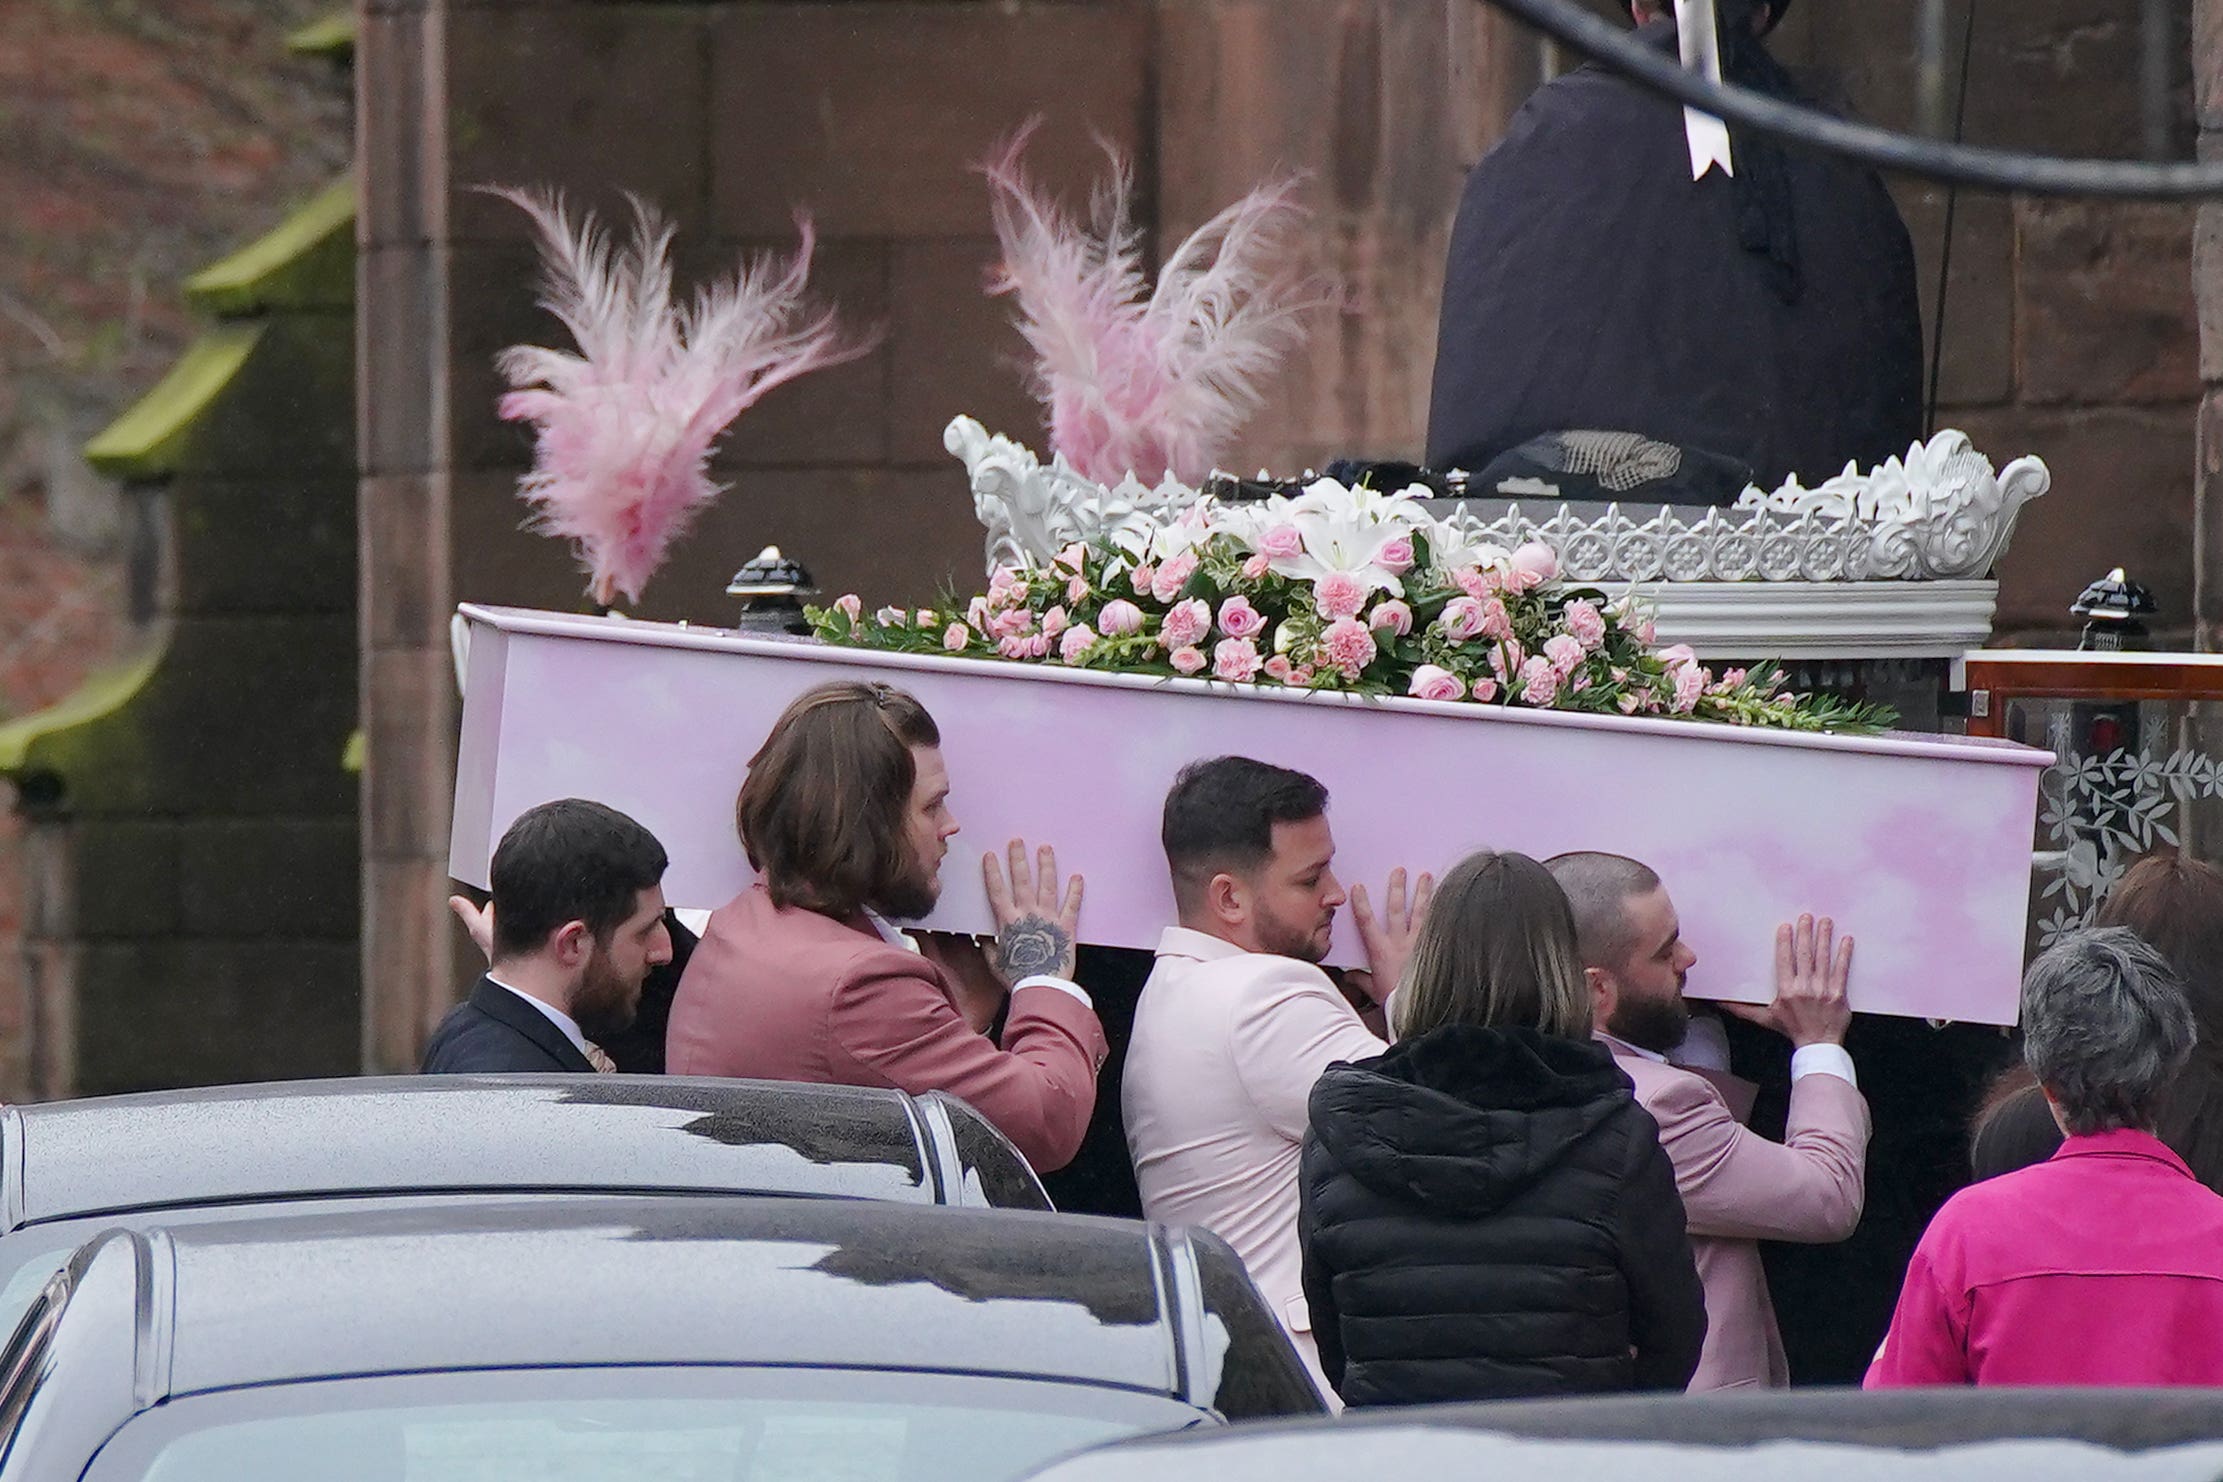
[1013, 975, 1093, 1010]
[1791, 1042, 1857, 1088]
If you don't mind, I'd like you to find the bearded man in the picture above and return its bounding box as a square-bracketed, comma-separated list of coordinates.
[665, 680, 1107, 1174]
[1427, 0, 1922, 498]
[1123, 756, 1430, 1402]
[423, 798, 675, 1075]
[1547, 851, 1869, 1390]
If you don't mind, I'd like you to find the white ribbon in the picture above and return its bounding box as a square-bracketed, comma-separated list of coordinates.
[1674, 0, 1736, 180]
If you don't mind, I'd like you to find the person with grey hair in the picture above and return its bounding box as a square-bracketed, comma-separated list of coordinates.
[1867, 928, 2223, 1386]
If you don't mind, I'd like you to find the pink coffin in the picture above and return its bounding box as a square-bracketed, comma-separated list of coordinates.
[451, 604, 2052, 1024]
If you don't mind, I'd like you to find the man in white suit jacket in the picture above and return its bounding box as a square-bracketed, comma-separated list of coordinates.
[1549, 851, 1870, 1391]
[1123, 757, 1429, 1400]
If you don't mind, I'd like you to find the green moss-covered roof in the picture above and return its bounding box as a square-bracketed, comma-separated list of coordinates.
[82, 324, 264, 480]
[285, 12, 355, 61]
[0, 643, 165, 779]
[184, 174, 356, 316]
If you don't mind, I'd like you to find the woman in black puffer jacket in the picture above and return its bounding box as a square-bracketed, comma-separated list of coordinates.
[1299, 850, 1705, 1406]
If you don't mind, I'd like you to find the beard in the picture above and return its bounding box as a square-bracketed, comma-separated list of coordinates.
[572, 947, 643, 1045]
[870, 858, 941, 923]
[1255, 905, 1331, 965]
[1606, 989, 1691, 1056]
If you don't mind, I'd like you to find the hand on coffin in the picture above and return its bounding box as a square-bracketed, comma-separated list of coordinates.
[914, 932, 1009, 1034]
[1720, 913, 1854, 1048]
[448, 894, 495, 965]
[983, 839, 1083, 988]
[1345, 867, 1437, 1009]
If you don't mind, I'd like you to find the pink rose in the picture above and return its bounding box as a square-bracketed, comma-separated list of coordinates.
[1563, 599, 1607, 651]
[1368, 599, 1413, 637]
[1241, 553, 1272, 581]
[1170, 645, 1208, 675]
[1658, 643, 1699, 671]
[1470, 675, 1499, 703]
[1129, 563, 1156, 595]
[990, 607, 1032, 639]
[1478, 596, 1513, 641]
[1455, 566, 1502, 600]
[1262, 654, 1294, 682]
[1509, 541, 1559, 590]
[1059, 624, 1098, 663]
[915, 609, 936, 627]
[966, 595, 991, 628]
[1618, 693, 1643, 714]
[1066, 576, 1091, 605]
[1518, 655, 1561, 707]
[1408, 664, 1466, 702]
[1321, 616, 1378, 678]
[1719, 667, 1748, 689]
[834, 593, 862, 621]
[988, 567, 1019, 600]
[1288, 665, 1316, 685]
[1258, 524, 1304, 559]
[998, 634, 1031, 660]
[1055, 542, 1089, 573]
[1159, 597, 1212, 650]
[1151, 552, 1200, 603]
[873, 606, 906, 627]
[943, 622, 971, 652]
[1543, 633, 1586, 675]
[1313, 571, 1367, 621]
[1027, 632, 1052, 658]
[1099, 599, 1145, 637]
[1672, 662, 1707, 713]
[1376, 535, 1415, 574]
[1041, 605, 1070, 639]
[1218, 595, 1267, 639]
[1441, 597, 1488, 642]
[1213, 637, 1263, 683]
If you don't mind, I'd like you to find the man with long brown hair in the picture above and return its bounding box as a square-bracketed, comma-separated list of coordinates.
[665, 681, 1107, 1172]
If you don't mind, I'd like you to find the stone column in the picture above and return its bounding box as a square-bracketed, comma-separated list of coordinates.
[2198, 0, 2223, 651]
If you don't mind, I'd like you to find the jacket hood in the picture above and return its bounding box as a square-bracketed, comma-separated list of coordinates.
[1310, 1024, 1634, 1216]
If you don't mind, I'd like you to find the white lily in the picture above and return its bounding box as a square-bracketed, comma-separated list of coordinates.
[1266, 479, 1436, 596]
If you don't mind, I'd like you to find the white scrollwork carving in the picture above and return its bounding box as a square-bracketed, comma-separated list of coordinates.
[946, 418, 2049, 584]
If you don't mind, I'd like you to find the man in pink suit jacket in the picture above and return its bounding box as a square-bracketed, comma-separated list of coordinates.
[1551, 852, 1870, 1391]
[667, 682, 1107, 1173]
[1123, 758, 1429, 1401]
[1869, 929, 2223, 1387]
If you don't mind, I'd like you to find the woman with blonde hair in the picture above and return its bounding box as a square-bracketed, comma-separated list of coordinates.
[1297, 850, 1705, 1407]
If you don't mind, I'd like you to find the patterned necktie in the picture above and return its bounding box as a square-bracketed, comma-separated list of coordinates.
[582, 1040, 617, 1074]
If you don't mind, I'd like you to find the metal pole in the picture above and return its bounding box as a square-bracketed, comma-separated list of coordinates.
[1916, 0, 1949, 138]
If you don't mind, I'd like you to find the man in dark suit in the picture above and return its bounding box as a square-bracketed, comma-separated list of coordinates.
[423, 798, 674, 1074]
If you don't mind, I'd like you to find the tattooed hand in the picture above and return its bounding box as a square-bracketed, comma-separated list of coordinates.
[983, 839, 1085, 987]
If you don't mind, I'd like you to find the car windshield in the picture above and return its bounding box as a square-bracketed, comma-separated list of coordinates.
[83, 1365, 1207, 1482]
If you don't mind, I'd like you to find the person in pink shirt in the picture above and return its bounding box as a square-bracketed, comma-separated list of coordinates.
[1867, 927, 2223, 1387]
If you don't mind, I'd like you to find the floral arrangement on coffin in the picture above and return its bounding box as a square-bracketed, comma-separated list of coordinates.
[807, 480, 1895, 734]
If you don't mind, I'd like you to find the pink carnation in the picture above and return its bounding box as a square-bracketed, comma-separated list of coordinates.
[1543, 633, 1586, 675]
[1563, 599, 1607, 651]
[1368, 599, 1413, 637]
[834, 593, 862, 621]
[1376, 535, 1415, 574]
[1213, 637, 1263, 683]
[943, 622, 970, 652]
[1241, 553, 1272, 581]
[1408, 664, 1466, 702]
[1518, 655, 1561, 707]
[1129, 563, 1155, 595]
[1099, 599, 1146, 636]
[1218, 595, 1266, 639]
[1170, 645, 1208, 675]
[1151, 552, 1201, 603]
[1489, 639, 1526, 682]
[1041, 605, 1070, 639]
[1314, 571, 1367, 621]
[1059, 624, 1098, 663]
[1159, 597, 1213, 650]
[1478, 596, 1513, 641]
[1321, 617, 1378, 678]
[1671, 661, 1707, 713]
[1509, 542, 1559, 591]
[1441, 597, 1489, 642]
[1258, 524, 1304, 559]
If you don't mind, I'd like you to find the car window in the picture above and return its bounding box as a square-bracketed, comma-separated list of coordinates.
[84, 1365, 1208, 1482]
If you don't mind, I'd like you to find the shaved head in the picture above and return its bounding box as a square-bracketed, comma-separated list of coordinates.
[1545, 851, 1661, 971]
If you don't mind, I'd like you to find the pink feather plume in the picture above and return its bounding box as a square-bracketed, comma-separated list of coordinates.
[490, 187, 872, 607]
[979, 123, 1334, 487]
